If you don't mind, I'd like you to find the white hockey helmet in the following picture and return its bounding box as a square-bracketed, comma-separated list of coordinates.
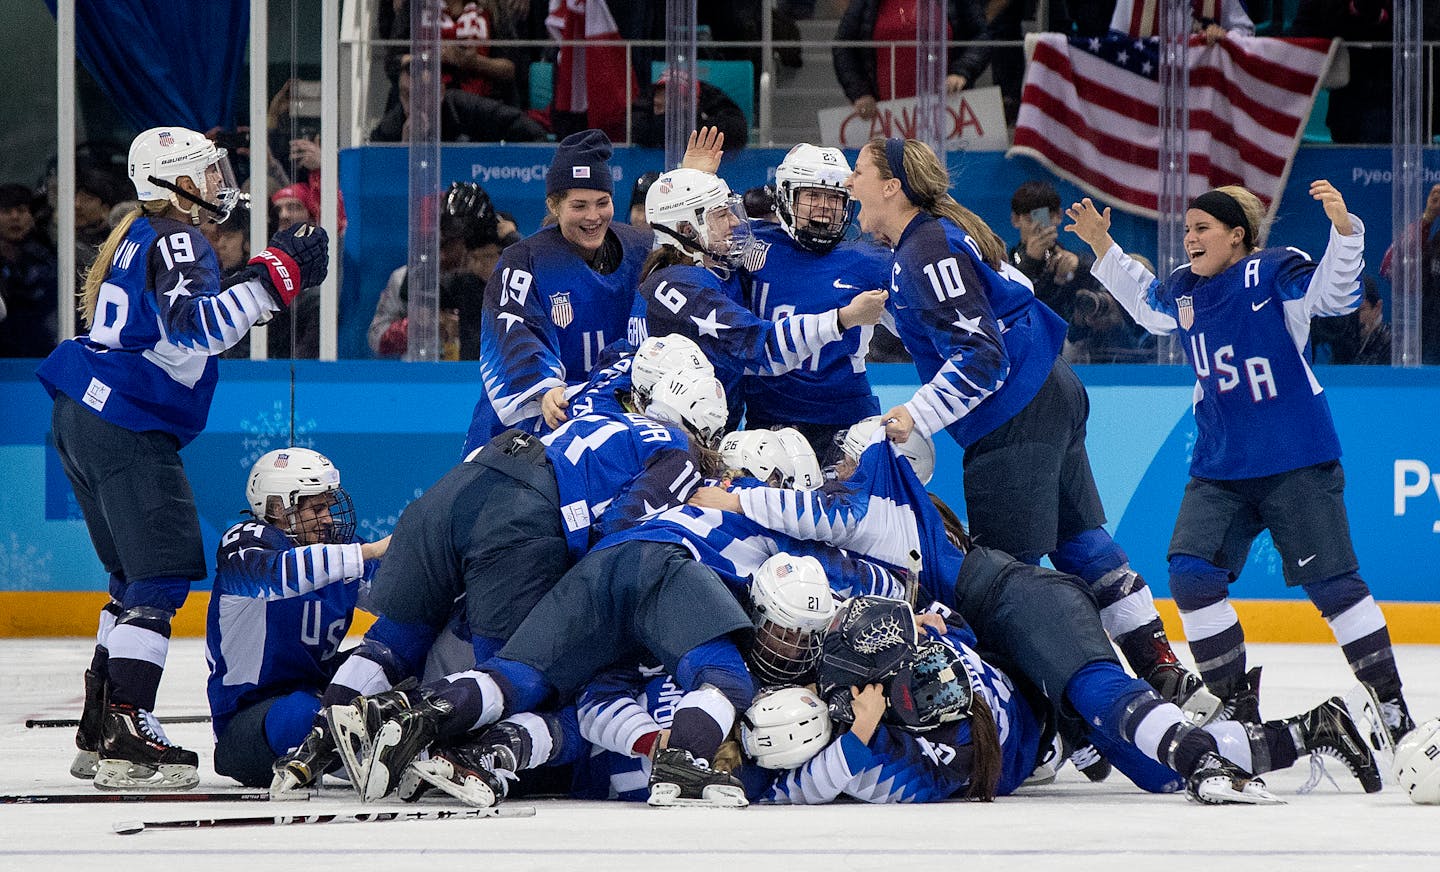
[630, 333, 713, 405]
[1393, 717, 1440, 804]
[841, 415, 936, 485]
[740, 685, 833, 769]
[774, 143, 854, 253]
[245, 448, 355, 544]
[643, 370, 729, 448]
[645, 168, 752, 264]
[749, 552, 836, 684]
[128, 127, 240, 224]
[720, 428, 822, 490]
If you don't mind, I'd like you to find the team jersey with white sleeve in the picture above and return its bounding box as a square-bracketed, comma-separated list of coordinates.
[595, 501, 909, 601]
[762, 629, 1043, 804]
[887, 212, 1067, 446]
[540, 411, 705, 558]
[205, 520, 378, 736]
[737, 434, 966, 605]
[741, 222, 889, 426]
[1090, 219, 1364, 479]
[632, 263, 851, 417]
[465, 223, 652, 452]
[37, 216, 279, 445]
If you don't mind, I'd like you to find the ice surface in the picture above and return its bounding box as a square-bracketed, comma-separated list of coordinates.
[3, 639, 1438, 871]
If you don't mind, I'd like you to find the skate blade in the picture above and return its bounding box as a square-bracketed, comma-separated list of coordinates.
[408, 760, 497, 808]
[325, 704, 372, 800]
[647, 783, 749, 808]
[268, 768, 314, 801]
[1189, 775, 1285, 806]
[360, 720, 406, 802]
[1341, 684, 1396, 784]
[70, 750, 99, 780]
[94, 761, 199, 791]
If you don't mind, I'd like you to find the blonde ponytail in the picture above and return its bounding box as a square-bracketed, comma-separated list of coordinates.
[79, 200, 169, 328]
[864, 137, 1007, 267]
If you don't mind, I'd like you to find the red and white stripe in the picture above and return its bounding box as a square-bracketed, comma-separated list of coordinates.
[1009, 32, 1335, 220]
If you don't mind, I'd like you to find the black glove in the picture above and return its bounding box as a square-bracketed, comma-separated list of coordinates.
[247, 223, 330, 306]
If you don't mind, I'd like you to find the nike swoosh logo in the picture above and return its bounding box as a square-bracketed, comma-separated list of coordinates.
[1298, 554, 1317, 567]
[833, 279, 862, 290]
[1251, 298, 1271, 312]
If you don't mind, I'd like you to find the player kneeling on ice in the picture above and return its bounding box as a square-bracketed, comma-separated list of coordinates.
[205, 448, 389, 792]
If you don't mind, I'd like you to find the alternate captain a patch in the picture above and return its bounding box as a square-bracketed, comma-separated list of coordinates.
[550, 292, 574, 329]
[1177, 295, 1194, 331]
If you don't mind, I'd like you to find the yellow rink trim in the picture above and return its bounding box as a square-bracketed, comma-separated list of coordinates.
[2, 591, 1438, 643]
[0, 592, 378, 639]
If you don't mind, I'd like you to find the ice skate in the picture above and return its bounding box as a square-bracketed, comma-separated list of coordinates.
[1185, 752, 1283, 805]
[362, 697, 452, 802]
[69, 668, 107, 780]
[647, 747, 748, 808]
[1286, 696, 1382, 793]
[270, 720, 338, 799]
[406, 741, 518, 808]
[93, 703, 199, 791]
[325, 686, 419, 799]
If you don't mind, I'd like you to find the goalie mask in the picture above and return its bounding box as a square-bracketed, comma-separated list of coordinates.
[246, 448, 356, 545]
[645, 168, 753, 266]
[775, 143, 854, 253]
[818, 595, 918, 692]
[128, 127, 240, 224]
[840, 415, 936, 485]
[1393, 717, 1440, 804]
[748, 553, 836, 685]
[740, 685, 833, 769]
[642, 370, 728, 449]
[630, 333, 713, 407]
[885, 636, 977, 733]
[720, 428, 822, 490]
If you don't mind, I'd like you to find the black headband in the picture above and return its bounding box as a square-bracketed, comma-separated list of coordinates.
[883, 138, 923, 207]
[1189, 190, 1253, 248]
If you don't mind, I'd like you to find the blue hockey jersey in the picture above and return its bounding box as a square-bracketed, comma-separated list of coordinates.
[887, 212, 1067, 447]
[205, 519, 378, 736]
[1090, 222, 1365, 479]
[464, 222, 652, 453]
[540, 411, 705, 558]
[37, 216, 279, 445]
[632, 262, 852, 419]
[741, 222, 888, 426]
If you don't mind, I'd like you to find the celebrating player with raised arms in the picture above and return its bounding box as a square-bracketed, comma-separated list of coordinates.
[840, 137, 1210, 723]
[206, 449, 388, 789]
[462, 129, 653, 455]
[39, 127, 329, 790]
[1068, 181, 1415, 744]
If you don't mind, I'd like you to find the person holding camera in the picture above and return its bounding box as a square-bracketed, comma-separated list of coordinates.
[1007, 181, 1095, 325]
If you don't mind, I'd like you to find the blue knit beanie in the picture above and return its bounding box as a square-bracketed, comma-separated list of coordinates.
[546, 129, 614, 197]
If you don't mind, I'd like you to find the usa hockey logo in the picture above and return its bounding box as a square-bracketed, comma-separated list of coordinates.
[741, 239, 770, 272]
[274, 453, 289, 468]
[550, 292, 574, 329]
[1177, 295, 1194, 330]
[158, 131, 174, 146]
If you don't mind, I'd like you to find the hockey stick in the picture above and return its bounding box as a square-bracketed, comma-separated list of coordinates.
[25, 715, 212, 729]
[4, 791, 294, 805]
[114, 804, 536, 834]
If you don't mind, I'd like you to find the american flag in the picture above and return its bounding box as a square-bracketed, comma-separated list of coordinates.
[1008, 31, 1337, 219]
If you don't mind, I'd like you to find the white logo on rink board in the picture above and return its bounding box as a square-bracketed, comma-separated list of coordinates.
[1394, 459, 1440, 533]
[82, 377, 112, 412]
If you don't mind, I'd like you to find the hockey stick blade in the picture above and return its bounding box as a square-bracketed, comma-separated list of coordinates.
[5, 790, 295, 805]
[26, 714, 212, 729]
[114, 804, 536, 834]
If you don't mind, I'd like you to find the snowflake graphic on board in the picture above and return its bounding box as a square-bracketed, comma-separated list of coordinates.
[237, 401, 320, 470]
[358, 488, 425, 542]
[0, 532, 55, 591]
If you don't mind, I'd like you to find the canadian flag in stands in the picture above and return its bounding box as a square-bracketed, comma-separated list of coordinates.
[1009, 6, 1336, 219]
[546, 0, 634, 142]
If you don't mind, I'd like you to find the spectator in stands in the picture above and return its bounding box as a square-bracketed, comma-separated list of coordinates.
[833, 0, 994, 121]
[371, 54, 548, 143]
[272, 184, 316, 232]
[629, 171, 661, 228]
[0, 183, 58, 357]
[369, 182, 510, 360]
[201, 210, 251, 280]
[1352, 278, 1392, 366]
[1290, 0, 1397, 144]
[1007, 181, 1094, 327]
[630, 71, 749, 152]
[379, 1, 529, 112]
[1381, 181, 1440, 364]
[74, 165, 126, 272]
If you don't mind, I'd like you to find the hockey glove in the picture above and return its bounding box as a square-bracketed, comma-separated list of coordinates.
[247, 223, 330, 307]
